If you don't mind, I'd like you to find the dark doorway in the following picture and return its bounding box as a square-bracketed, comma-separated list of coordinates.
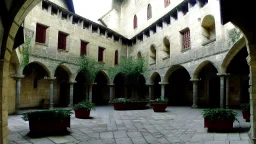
[114, 73, 125, 98]
[198, 63, 220, 108]
[92, 72, 109, 105]
[227, 47, 249, 107]
[166, 68, 192, 106]
[153, 74, 161, 100]
[74, 72, 87, 104]
[54, 67, 69, 107]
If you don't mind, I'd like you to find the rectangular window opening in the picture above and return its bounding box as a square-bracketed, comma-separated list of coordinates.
[98, 47, 105, 62]
[36, 24, 48, 44]
[58, 32, 68, 50]
[80, 41, 88, 56]
[181, 29, 191, 51]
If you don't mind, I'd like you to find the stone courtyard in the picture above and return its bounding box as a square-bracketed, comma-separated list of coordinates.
[8, 106, 250, 144]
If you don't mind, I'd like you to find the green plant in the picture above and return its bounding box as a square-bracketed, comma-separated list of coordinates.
[150, 98, 169, 103]
[202, 108, 238, 122]
[73, 100, 95, 110]
[22, 109, 73, 121]
[77, 56, 104, 82]
[109, 57, 148, 84]
[240, 103, 250, 112]
[21, 36, 32, 68]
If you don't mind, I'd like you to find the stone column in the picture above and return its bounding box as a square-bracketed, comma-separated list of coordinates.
[226, 74, 230, 108]
[46, 78, 55, 109]
[217, 73, 227, 108]
[108, 83, 114, 100]
[159, 82, 168, 100]
[147, 83, 154, 100]
[11, 75, 24, 113]
[88, 83, 95, 102]
[69, 81, 76, 107]
[191, 79, 199, 108]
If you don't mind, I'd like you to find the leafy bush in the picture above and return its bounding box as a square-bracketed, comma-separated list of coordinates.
[202, 108, 238, 122]
[22, 109, 73, 121]
[240, 103, 250, 112]
[150, 98, 169, 103]
[73, 100, 95, 110]
[109, 98, 149, 103]
[109, 57, 148, 84]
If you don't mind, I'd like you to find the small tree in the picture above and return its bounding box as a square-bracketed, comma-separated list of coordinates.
[109, 57, 148, 85]
[21, 36, 32, 68]
[77, 56, 104, 82]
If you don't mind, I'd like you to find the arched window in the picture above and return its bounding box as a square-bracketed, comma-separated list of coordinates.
[134, 15, 137, 29]
[114, 50, 118, 65]
[147, 4, 152, 20]
[164, 0, 170, 7]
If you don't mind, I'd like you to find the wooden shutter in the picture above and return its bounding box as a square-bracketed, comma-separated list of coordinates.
[80, 41, 87, 56]
[115, 51, 118, 65]
[183, 30, 190, 49]
[58, 32, 67, 50]
[134, 15, 137, 29]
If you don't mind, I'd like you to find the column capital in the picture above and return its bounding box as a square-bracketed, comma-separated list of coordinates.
[11, 74, 24, 79]
[44, 77, 56, 81]
[108, 84, 115, 87]
[217, 73, 228, 77]
[69, 81, 77, 84]
[190, 79, 200, 82]
[146, 83, 154, 86]
[159, 82, 168, 85]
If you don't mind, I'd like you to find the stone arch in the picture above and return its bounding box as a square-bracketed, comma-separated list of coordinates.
[149, 72, 161, 83]
[95, 70, 110, 85]
[193, 60, 219, 79]
[93, 70, 110, 105]
[113, 73, 125, 98]
[54, 64, 73, 80]
[24, 61, 50, 77]
[163, 65, 188, 83]
[221, 37, 246, 73]
[201, 14, 216, 42]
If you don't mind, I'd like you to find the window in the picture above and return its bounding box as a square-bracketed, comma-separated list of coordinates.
[147, 4, 152, 20]
[36, 24, 47, 44]
[134, 15, 137, 29]
[80, 41, 88, 56]
[58, 32, 68, 50]
[98, 47, 105, 62]
[114, 50, 118, 65]
[181, 29, 191, 50]
[164, 0, 170, 7]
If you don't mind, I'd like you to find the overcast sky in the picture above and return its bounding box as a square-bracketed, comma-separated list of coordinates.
[73, 0, 112, 22]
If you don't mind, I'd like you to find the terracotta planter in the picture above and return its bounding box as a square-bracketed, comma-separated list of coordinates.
[151, 103, 168, 112]
[242, 111, 250, 122]
[28, 117, 70, 134]
[204, 119, 233, 131]
[112, 102, 148, 110]
[74, 108, 91, 119]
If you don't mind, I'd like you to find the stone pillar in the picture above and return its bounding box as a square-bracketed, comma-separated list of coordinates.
[85, 84, 89, 100]
[217, 73, 227, 108]
[11, 75, 24, 113]
[46, 78, 55, 109]
[191, 79, 199, 108]
[88, 83, 95, 102]
[69, 81, 76, 107]
[124, 85, 128, 98]
[147, 83, 154, 100]
[226, 74, 230, 108]
[108, 83, 114, 100]
[247, 50, 256, 143]
[159, 82, 168, 100]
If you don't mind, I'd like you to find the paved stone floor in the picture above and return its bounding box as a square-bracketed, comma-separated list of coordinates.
[8, 106, 251, 144]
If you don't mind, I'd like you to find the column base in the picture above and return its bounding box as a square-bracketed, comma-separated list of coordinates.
[192, 104, 198, 108]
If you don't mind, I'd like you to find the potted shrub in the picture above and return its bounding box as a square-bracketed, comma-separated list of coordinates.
[110, 98, 149, 110]
[150, 98, 169, 112]
[22, 109, 72, 135]
[73, 100, 95, 119]
[240, 103, 250, 122]
[202, 108, 238, 131]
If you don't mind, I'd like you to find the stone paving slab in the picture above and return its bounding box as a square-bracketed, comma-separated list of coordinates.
[8, 106, 251, 144]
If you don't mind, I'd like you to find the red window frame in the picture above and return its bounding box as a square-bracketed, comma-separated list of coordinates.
[80, 41, 88, 56]
[98, 47, 105, 62]
[147, 4, 152, 20]
[182, 29, 191, 50]
[164, 0, 170, 8]
[114, 50, 118, 65]
[36, 24, 47, 43]
[58, 32, 68, 50]
[134, 15, 137, 29]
